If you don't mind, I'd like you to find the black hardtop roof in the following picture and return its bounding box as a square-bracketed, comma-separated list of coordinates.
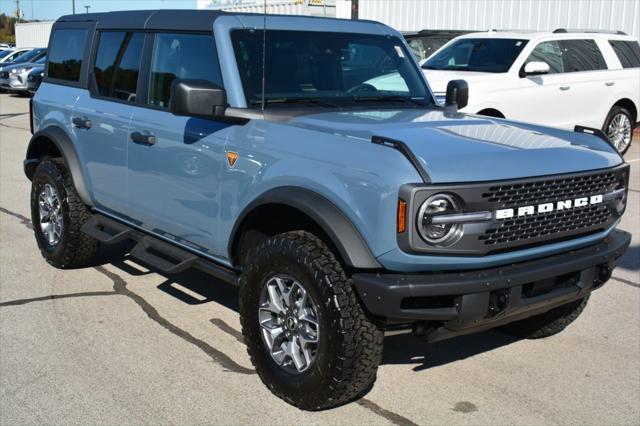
[56, 9, 372, 31]
[57, 9, 228, 31]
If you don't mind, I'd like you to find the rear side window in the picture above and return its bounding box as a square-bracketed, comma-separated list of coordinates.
[93, 31, 144, 102]
[609, 40, 640, 68]
[148, 33, 223, 108]
[48, 29, 87, 81]
[526, 41, 564, 73]
[560, 39, 607, 72]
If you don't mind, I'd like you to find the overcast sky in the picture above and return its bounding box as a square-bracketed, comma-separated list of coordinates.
[0, 0, 198, 21]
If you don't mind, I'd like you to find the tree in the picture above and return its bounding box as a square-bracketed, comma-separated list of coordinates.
[0, 14, 17, 45]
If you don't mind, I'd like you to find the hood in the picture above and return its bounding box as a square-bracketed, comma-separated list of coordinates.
[422, 69, 496, 94]
[287, 108, 622, 183]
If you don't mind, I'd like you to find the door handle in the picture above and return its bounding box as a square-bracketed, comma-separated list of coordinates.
[559, 86, 571, 91]
[72, 116, 92, 129]
[130, 131, 156, 146]
[605, 81, 615, 87]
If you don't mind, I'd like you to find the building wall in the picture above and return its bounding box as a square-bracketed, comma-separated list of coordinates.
[198, 0, 336, 17]
[357, 0, 640, 40]
[15, 21, 54, 48]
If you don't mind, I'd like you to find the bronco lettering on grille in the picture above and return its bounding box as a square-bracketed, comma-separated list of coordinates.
[495, 194, 603, 220]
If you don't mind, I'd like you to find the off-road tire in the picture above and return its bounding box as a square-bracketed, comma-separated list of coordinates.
[502, 295, 590, 339]
[30, 158, 99, 268]
[603, 106, 634, 155]
[239, 231, 384, 410]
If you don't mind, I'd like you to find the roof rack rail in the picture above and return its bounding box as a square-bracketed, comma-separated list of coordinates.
[488, 28, 536, 33]
[553, 28, 627, 35]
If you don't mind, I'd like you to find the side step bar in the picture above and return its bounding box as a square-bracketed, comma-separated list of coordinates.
[81, 214, 238, 285]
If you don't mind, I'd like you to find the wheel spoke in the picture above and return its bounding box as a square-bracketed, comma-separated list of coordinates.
[266, 283, 286, 313]
[301, 314, 319, 329]
[274, 277, 290, 307]
[289, 337, 306, 371]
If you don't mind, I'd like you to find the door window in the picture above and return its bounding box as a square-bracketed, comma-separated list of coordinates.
[93, 32, 144, 102]
[45, 29, 87, 81]
[148, 33, 223, 108]
[609, 40, 640, 68]
[525, 41, 564, 73]
[559, 39, 607, 72]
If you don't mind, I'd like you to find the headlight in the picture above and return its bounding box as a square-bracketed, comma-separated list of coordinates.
[417, 193, 463, 246]
[11, 68, 19, 74]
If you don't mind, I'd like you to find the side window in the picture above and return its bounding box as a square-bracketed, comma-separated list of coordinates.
[560, 39, 607, 72]
[609, 40, 640, 68]
[93, 31, 144, 102]
[148, 33, 223, 108]
[48, 28, 87, 81]
[525, 41, 564, 73]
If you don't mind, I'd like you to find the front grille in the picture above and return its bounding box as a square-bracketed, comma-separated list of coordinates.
[479, 170, 622, 247]
[480, 204, 610, 245]
[482, 172, 618, 207]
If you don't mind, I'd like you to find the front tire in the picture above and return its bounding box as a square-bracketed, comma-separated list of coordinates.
[502, 295, 590, 339]
[239, 231, 383, 410]
[30, 158, 99, 268]
[603, 106, 634, 155]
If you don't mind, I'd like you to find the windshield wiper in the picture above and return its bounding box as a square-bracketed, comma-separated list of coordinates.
[250, 97, 339, 108]
[351, 96, 429, 106]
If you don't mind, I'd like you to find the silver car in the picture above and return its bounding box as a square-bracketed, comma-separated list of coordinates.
[0, 56, 46, 95]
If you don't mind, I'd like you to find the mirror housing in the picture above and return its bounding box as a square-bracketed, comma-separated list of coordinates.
[444, 79, 469, 111]
[169, 79, 227, 118]
[523, 61, 550, 76]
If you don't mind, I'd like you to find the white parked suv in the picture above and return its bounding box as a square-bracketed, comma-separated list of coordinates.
[422, 30, 640, 154]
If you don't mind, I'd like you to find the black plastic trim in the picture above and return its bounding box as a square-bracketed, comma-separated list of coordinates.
[353, 229, 630, 327]
[371, 135, 431, 183]
[574, 125, 615, 148]
[24, 126, 93, 206]
[228, 187, 381, 269]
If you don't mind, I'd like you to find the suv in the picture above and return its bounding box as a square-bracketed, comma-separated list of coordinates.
[422, 30, 640, 154]
[26, 11, 630, 410]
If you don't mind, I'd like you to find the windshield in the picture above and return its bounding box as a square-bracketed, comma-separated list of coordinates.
[0, 50, 13, 59]
[406, 35, 460, 62]
[423, 38, 527, 73]
[13, 48, 45, 64]
[231, 30, 431, 106]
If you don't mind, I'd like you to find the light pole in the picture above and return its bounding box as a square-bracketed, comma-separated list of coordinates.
[84, 5, 90, 13]
[72, 0, 75, 14]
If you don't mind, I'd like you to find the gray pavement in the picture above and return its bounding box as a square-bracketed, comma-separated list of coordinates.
[1, 92, 639, 425]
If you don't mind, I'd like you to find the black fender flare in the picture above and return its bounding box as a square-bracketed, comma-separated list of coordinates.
[229, 187, 381, 269]
[24, 126, 93, 206]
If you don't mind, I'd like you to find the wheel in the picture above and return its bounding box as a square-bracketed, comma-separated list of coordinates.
[603, 106, 634, 155]
[239, 231, 384, 410]
[502, 295, 590, 339]
[30, 158, 99, 268]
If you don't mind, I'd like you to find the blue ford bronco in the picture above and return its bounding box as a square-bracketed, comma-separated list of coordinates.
[26, 10, 630, 410]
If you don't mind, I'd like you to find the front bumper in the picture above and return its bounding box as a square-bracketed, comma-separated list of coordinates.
[0, 73, 29, 91]
[353, 229, 630, 341]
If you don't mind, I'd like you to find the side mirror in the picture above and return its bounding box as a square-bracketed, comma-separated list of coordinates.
[523, 61, 550, 76]
[444, 79, 469, 111]
[169, 79, 227, 118]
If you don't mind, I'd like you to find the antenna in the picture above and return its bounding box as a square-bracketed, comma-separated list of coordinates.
[260, 0, 267, 111]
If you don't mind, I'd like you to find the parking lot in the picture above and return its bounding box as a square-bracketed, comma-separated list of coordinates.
[0, 91, 638, 425]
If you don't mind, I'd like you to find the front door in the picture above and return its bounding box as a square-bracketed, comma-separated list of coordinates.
[127, 32, 232, 258]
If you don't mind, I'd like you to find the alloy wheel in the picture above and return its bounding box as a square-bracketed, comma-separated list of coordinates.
[258, 275, 320, 374]
[38, 183, 63, 247]
[607, 113, 632, 153]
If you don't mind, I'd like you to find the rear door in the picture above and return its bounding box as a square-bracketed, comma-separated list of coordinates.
[73, 31, 145, 215]
[555, 39, 610, 128]
[126, 32, 230, 258]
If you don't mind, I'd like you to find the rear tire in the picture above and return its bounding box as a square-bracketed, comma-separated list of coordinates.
[603, 106, 634, 155]
[239, 231, 383, 410]
[30, 158, 99, 268]
[502, 295, 590, 339]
